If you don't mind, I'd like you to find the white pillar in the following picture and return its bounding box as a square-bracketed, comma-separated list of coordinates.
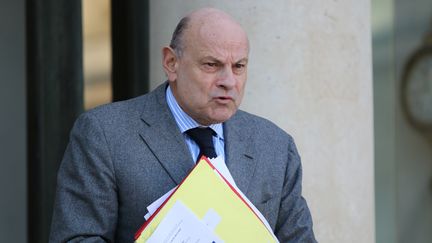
[149, 1, 375, 242]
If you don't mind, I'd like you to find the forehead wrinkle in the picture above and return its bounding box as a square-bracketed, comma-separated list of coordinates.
[198, 47, 248, 64]
[196, 22, 248, 46]
[194, 35, 249, 61]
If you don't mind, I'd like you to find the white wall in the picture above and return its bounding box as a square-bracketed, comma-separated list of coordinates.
[149, 1, 375, 242]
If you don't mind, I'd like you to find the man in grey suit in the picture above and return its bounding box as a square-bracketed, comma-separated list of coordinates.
[50, 8, 316, 242]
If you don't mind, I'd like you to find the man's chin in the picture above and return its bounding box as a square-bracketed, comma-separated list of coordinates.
[208, 111, 237, 124]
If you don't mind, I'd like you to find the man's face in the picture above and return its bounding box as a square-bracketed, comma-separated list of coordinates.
[164, 19, 249, 125]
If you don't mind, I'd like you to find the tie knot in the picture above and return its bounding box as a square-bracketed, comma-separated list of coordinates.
[186, 127, 217, 159]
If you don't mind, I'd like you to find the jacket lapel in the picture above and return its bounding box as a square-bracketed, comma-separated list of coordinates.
[224, 112, 258, 195]
[138, 83, 195, 185]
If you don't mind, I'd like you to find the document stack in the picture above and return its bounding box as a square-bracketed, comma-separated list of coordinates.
[134, 157, 278, 243]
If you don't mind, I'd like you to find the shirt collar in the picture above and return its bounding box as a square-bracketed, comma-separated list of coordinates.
[166, 85, 224, 139]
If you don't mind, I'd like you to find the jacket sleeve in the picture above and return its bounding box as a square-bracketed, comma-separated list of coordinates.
[274, 137, 317, 242]
[49, 112, 118, 242]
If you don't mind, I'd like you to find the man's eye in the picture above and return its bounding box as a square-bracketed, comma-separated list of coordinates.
[235, 63, 245, 69]
[205, 63, 217, 67]
[234, 63, 246, 74]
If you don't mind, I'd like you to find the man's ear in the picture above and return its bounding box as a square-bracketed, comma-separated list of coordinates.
[162, 46, 178, 82]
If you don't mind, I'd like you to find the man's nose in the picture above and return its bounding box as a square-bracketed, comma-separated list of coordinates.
[217, 66, 236, 89]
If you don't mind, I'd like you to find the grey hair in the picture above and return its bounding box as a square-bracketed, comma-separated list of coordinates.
[169, 16, 190, 57]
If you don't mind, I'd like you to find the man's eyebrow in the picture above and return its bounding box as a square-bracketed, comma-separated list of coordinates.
[235, 58, 248, 63]
[201, 56, 249, 64]
[201, 56, 223, 62]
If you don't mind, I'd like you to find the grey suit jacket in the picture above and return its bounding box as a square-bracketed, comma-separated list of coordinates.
[49, 83, 316, 242]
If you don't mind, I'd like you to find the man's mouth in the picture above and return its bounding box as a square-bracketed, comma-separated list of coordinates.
[215, 96, 233, 104]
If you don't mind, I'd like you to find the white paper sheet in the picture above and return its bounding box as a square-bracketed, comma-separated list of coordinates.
[146, 200, 224, 243]
[145, 187, 177, 220]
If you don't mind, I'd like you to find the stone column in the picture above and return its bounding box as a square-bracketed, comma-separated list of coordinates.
[149, 1, 374, 242]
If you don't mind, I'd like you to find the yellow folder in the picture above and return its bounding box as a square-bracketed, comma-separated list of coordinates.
[134, 157, 277, 242]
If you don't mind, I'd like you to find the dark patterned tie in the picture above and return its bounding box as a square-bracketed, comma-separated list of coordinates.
[186, 127, 217, 160]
